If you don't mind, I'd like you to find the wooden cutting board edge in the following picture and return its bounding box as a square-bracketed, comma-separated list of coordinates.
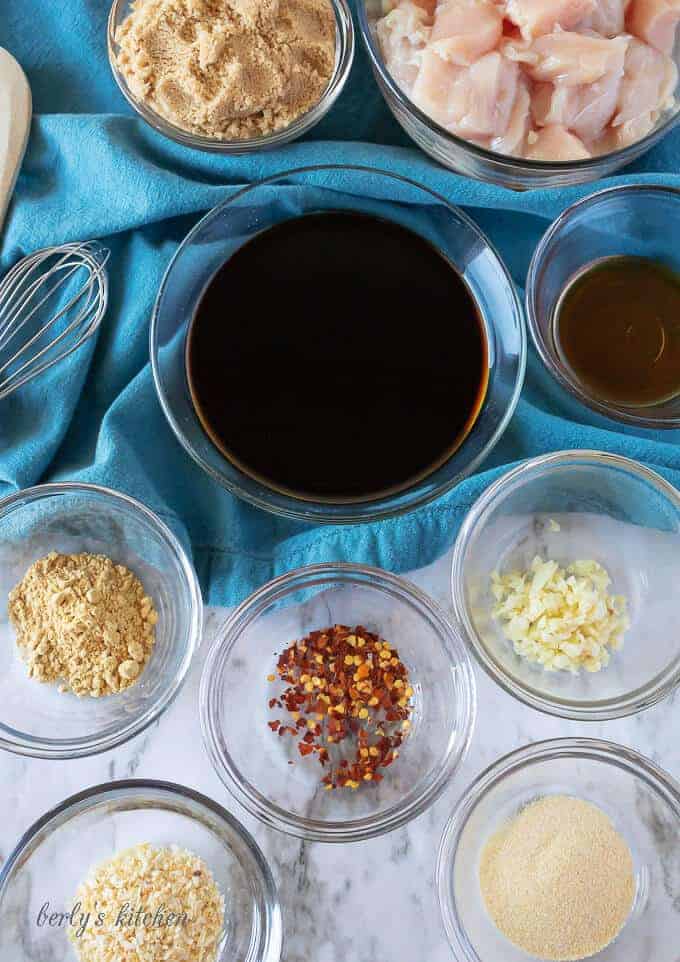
[0, 47, 32, 235]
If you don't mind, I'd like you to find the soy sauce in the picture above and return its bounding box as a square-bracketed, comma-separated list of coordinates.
[554, 256, 680, 408]
[185, 211, 488, 502]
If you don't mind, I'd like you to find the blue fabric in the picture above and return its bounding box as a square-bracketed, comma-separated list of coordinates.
[2, 1, 679, 604]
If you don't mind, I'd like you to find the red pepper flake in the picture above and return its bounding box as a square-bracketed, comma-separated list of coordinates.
[267, 624, 413, 790]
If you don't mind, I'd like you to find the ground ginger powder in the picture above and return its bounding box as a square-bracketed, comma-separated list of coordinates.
[115, 0, 336, 140]
[479, 795, 635, 961]
[8, 552, 157, 697]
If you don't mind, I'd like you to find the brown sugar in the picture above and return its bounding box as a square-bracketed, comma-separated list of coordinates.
[115, 0, 336, 140]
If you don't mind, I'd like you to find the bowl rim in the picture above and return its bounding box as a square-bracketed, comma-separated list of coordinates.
[0, 481, 203, 759]
[0, 778, 283, 962]
[200, 561, 477, 842]
[435, 736, 680, 962]
[356, 3, 680, 173]
[450, 449, 680, 721]
[526, 182, 680, 428]
[150, 163, 527, 523]
[107, 0, 355, 153]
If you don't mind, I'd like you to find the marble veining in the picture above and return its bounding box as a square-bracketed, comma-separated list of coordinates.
[0, 549, 678, 962]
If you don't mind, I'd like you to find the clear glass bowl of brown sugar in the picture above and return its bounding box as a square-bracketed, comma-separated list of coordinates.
[107, 0, 354, 153]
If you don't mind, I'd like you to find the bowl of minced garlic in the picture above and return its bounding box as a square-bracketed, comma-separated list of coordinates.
[69, 843, 225, 962]
[107, 0, 354, 150]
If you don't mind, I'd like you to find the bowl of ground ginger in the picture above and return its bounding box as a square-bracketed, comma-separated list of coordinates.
[107, 0, 354, 151]
[0, 482, 202, 758]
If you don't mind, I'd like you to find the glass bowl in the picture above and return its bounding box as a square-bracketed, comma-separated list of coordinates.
[200, 562, 476, 842]
[437, 738, 680, 962]
[0, 482, 202, 758]
[0, 779, 282, 962]
[527, 184, 680, 428]
[107, 0, 354, 153]
[358, 2, 680, 189]
[151, 165, 525, 523]
[451, 450, 680, 721]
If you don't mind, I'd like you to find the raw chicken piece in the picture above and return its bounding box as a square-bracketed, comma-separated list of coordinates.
[411, 48, 462, 124]
[531, 81, 580, 124]
[527, 30, 629, 85]
[614, 37, 678, 123]
[454, 52, 519, 136]
[570, 69, 624, 139]
[597, 111, 657, 148]
[505, 0, 595, 39]
[411, 0, 438, 14]
[531, 70, 623, 141]
[412, 49, 519, 137]
[627, 0, 680, 55]
[501, 35, 539, 63]
[578, 0, 631, 36]
[524, 123, 591, 158]
[377, 0, 676, 160]
[382, 0, 437, 13]
[430, 0, 503, 65]
[377, 2, 433, 92]
[492, 77, 532, 153]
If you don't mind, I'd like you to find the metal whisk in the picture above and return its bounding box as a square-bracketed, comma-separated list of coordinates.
[0, 241, 109, 401]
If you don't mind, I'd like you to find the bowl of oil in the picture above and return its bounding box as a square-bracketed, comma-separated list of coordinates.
[527, 184, 680, 429]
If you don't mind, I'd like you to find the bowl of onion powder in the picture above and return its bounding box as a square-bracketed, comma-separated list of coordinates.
[437, 738, 680, 962]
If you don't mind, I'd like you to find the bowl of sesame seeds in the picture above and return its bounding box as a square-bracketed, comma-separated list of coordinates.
[200, 562, 476, 842]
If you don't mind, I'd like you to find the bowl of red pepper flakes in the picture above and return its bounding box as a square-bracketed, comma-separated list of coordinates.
[268, 624, 414, 790]
[200, 563, 476, 843]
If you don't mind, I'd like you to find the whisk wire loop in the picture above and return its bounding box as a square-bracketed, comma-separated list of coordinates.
[0, 241, 109, 401]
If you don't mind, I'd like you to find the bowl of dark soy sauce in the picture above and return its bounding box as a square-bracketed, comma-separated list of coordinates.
[151, 166, 526, 523]
[527, 185, 680, 430]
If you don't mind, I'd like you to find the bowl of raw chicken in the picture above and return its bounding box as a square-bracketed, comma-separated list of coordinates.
[358, 0, 680, 188]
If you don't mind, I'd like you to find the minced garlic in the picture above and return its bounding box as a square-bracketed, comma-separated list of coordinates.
[491, 556, 629, 673]
[69, 843, 224, 962]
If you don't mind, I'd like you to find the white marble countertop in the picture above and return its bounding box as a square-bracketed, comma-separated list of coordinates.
[1, 546, 678, 962]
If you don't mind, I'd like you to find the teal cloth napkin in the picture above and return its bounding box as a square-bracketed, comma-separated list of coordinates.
[2, 1, 680, 604]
